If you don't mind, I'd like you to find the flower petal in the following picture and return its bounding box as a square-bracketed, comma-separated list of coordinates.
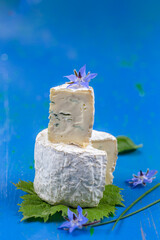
[133, 174, 139, 178]
[84, 73, 97, 82]
[80, 82, 89, 88]
[146, 170, 158, 178]
[79, 65, 86, 77]
[131, 178, 140, 182]
[64, 74, 77, 82]
[67, 82, 79, 89]
[126, 177, 139, 183]
[77, 205, 83, 217]
[143, 178, 153, 183]
[58, 221, 72, 229]
[69, 225, 78, 233]
[137, 171, 145, 176]
[68, 208, 76, 221]
[79, 216, 88, 225]
[132, 181, 141, 188]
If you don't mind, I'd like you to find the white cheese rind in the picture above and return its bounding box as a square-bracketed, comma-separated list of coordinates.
[91, 130, 118, 184]
[48, 84, 94, 147]
[34, 129, 107, 208]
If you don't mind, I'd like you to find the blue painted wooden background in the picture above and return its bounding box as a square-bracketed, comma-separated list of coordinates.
[0, 0, 160, 239]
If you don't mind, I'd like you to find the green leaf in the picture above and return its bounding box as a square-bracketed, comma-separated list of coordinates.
[117, 136, 143, 154]
[84, 203, 115, 222]
[100, 185, 125, 207]
[13, 180, 35, 195]
[90, 227, 94, 236]
[13, 181, 124, 222]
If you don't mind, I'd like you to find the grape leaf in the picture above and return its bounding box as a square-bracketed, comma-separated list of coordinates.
[100, 185, 125, 206]
[117, 136, 143, 154]
[13, 180, 35, 195]
[14, 180, 124, 222]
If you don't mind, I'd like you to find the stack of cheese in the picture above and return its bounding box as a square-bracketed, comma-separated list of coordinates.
[34, 84, 118, 207]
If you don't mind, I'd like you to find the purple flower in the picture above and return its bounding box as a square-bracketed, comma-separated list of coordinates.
[58, 206, 88, 233]
[126, 169, 158, 188]
[64, 64, 97, 89]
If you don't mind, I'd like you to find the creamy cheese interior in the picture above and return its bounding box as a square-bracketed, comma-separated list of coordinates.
[91, 130, 118, 184]
[48, 84, 94, 147]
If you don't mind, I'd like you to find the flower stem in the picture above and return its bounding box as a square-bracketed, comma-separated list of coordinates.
[112, 183, 160, 230]
[91, 199, 160, 228]
[83, 220, 100, 227]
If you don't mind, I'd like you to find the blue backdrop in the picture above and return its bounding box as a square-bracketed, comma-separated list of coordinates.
[0, 0, 160, 239]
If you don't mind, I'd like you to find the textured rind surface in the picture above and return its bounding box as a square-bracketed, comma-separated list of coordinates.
[91, 129, 116, 141]
[48, 84, 94, 148]
[34, 129, 107, 208]
[91, 130, 118, 185]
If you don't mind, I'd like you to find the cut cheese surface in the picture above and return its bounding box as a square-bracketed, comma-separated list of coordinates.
[48, 84, 94, 147]
[91, 130, 118, 184]
[34, 129, 107, 208]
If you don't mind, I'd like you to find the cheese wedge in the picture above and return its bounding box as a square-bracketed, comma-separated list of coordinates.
[91, 130, 118, 184]
[48, 84, 94, 147]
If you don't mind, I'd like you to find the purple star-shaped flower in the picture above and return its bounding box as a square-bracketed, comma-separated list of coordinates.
[58, 206, 88, 233]
[64, 64, 97, 89]
[126, 169, 158, 188]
